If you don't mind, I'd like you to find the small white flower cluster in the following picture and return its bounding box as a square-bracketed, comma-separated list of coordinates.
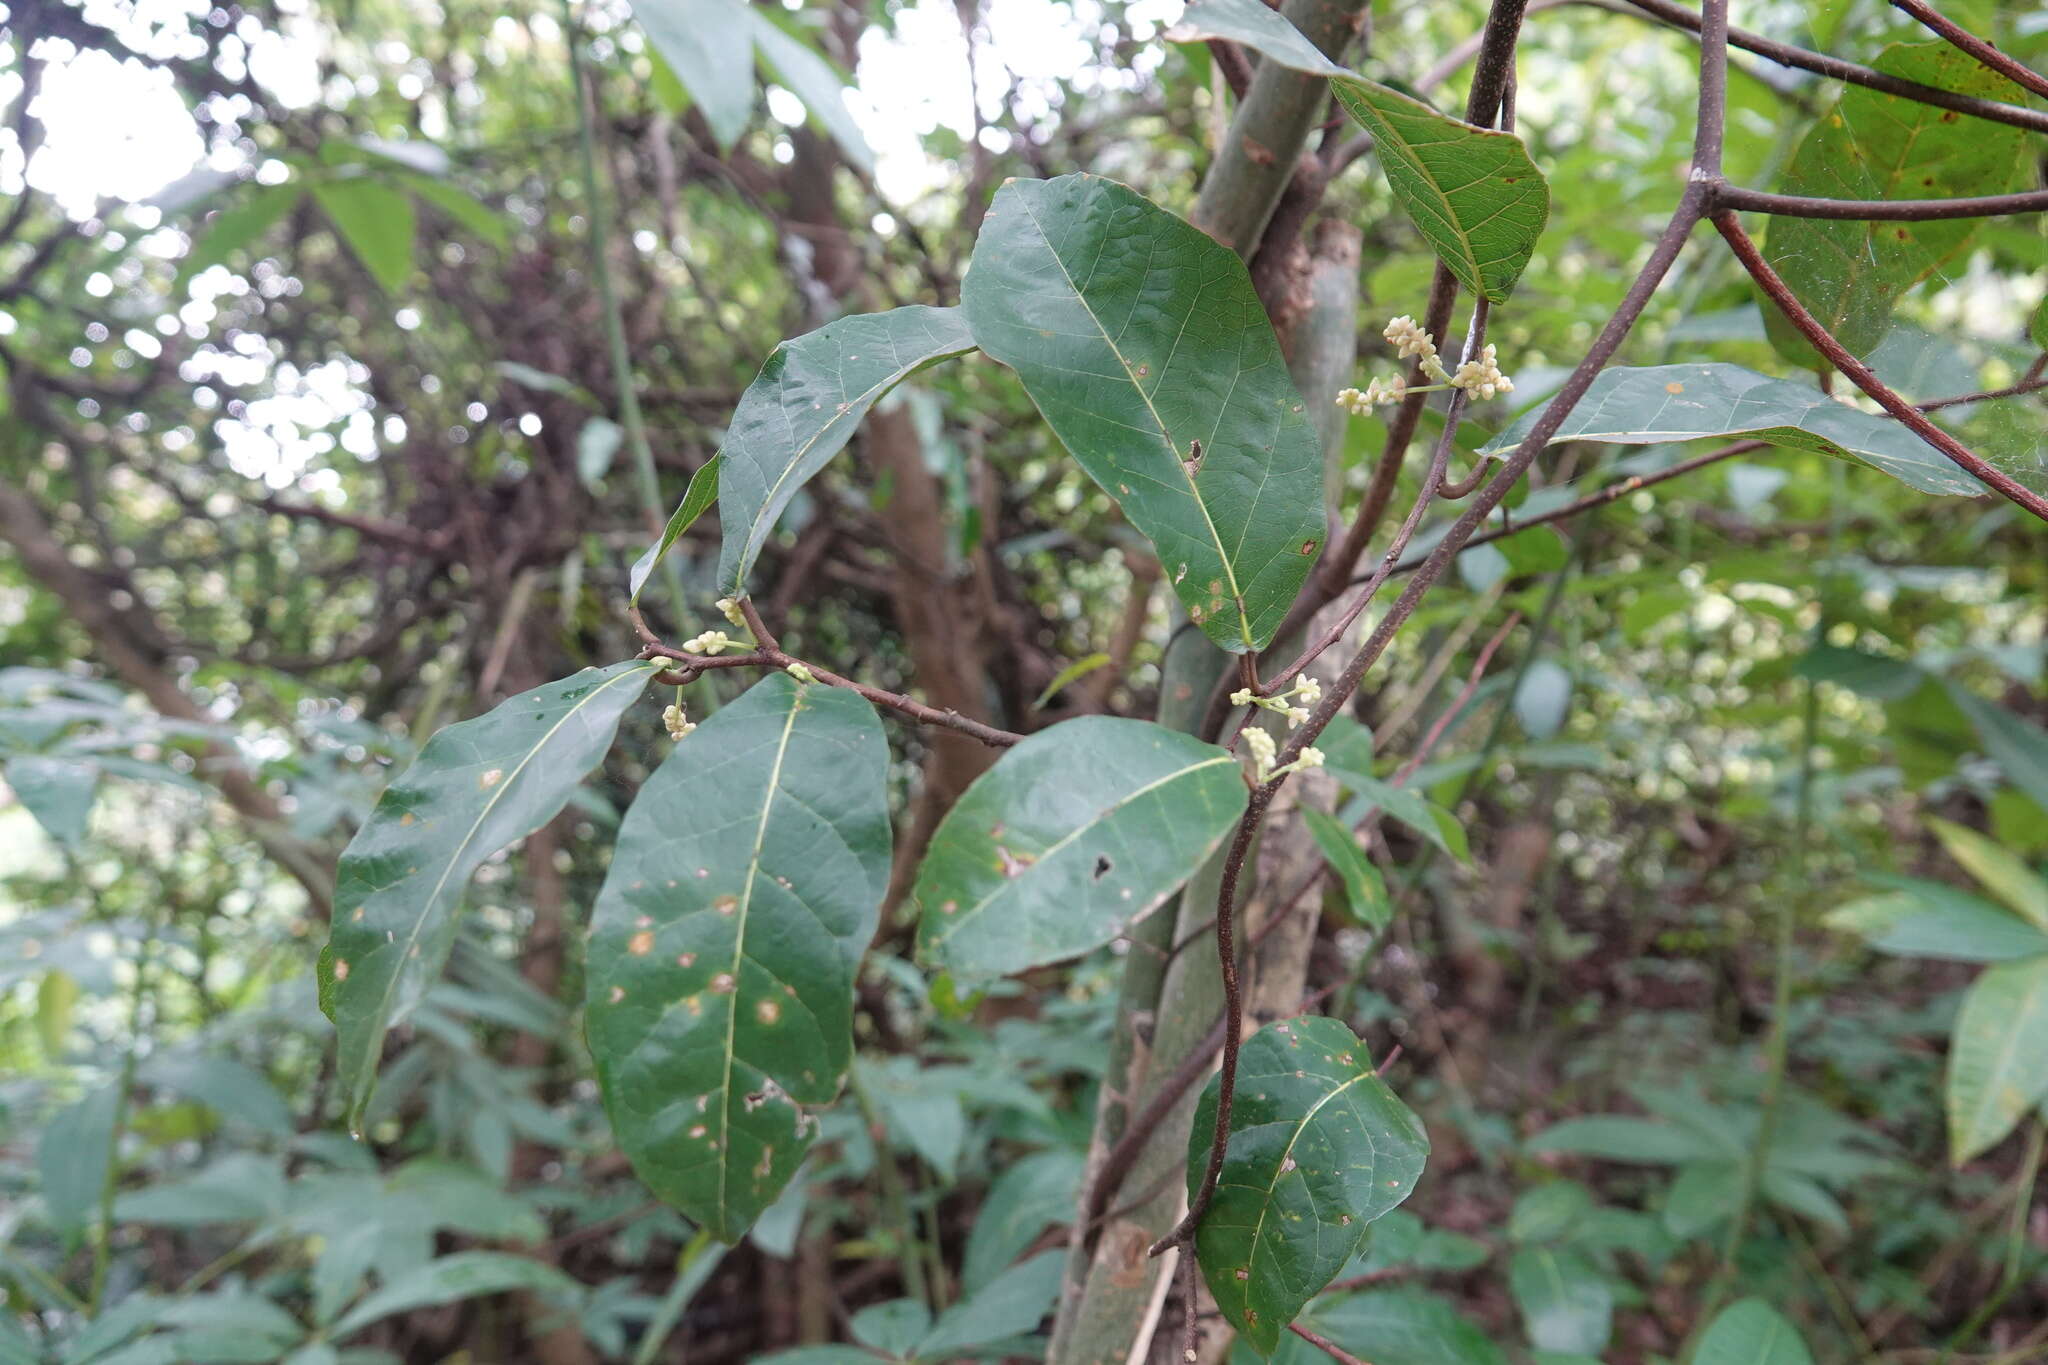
[662, 703, 696, 740]
[1451, 343, 1515, 400]
[715, 597, 747, 628]
[1336, 315, 1516, 413]
[681, 629, 734, 655]
[1242, 726, 1326, 784]
[1231, 673, 1323, 729]
[785, 661, 817, 684]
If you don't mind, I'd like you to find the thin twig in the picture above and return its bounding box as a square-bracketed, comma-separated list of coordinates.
[1289, 1323, 1371, 1365]
[1716, 185, 2048, 221]
[1890, 0, 2048, 100]
[1712, 210, 2048, 525]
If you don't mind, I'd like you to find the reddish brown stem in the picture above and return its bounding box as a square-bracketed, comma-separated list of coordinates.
[1712, 210, 2048, 525]
[1890, 0, 2048, 100]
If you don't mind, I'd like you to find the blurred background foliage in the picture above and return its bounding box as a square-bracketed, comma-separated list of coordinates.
[0, 0, 2044, 1360]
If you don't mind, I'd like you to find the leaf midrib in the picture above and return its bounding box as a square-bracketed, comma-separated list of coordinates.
[923, 753, 1238, 955]
[1239, 1066, 1378, 1298]
[1011, 192, 1255, 649]
[350, 662, 654, 1099]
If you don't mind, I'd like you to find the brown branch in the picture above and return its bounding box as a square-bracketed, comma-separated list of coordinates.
[1890, 0, 2048, 100]
[1716, 185, 2048, 221]
[1712, 210, 2048, 525]
[1208, 38, 1253, 99]
[1620, 0, 2048, 135]
[1290, 1323, 1372, 1365]
[631, 602, 1024, 748]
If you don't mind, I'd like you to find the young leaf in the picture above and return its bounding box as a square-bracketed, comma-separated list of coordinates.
[1031, 652, 1112, 710]
[961, 174, 1324, 652]
[1477, 363, 1985, 497]
[1304, 807, 1391, 930]
[913, 716, 1248, 980]
[1693, 1299, 1814, 1365]
[586, 674, 891, 1240]
[1825, 885, 2048, 962]
[1167, 0, 1549, 302]
[748, 14, 873, 174]
[1508, 1246, 1612, 1356]
[177, 184, 300, 292]
[319, 660, 660, 1130]
[38, 1084, 119, 1238]
[1947, 683, 2048, 822]
[716, 307, 975, 595]
[5, 754, 99, 848]
[633, 454, 722, 603]
[1188, 1015, 1428, 1353]
[629, 0, 756, 151]
[1926, 818, 2048, 930]
[1760, 43, 2025, 368]
[1946, 954, 2048, 1164]
[311, 179, 416, 294]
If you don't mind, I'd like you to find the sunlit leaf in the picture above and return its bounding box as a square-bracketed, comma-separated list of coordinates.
[586, 674, 891, 1239]
[962, 173, 1325, 652]
[629, 0, 756, 150]
[319, 660, 660, 1130]
[1946, 954, 2048, 1163]
[1189, 1015, 1427, 1353]
[1167, 0, 1549, 301]
[311, 179, 417, 294]
[1478, 363, 1985, 496]
[716, 307, 975, 595]
[913, 716, 1248, 980]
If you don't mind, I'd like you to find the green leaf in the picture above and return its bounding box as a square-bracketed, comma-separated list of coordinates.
[1662, 1161, 1742, 1238]
[1524, 1115, 1725, 1165]
[177, 184, 299, 291]
[330, 1252, 575, 1338]
[1477, 363, 1985, 497]
[38, 1084, 118, 1237]
[36, 969, 77, 1058]
[2032, 294, 2048, 351]
[1329, 768, 1467, 864]
[961, 174, 1324, 652]
[587, 674, 891, 1240]
[1946, 955, 2048, 1164]
[1304, 807, 1390, 931]
[1166, 0, 1549, 302]
[629, 0, 756, 151]
[1508, 1247, 1612, 1355]
[1189, 1015, 1428, 1353]
[319, 660, 659, 1130]
[396, 172, 509, 247]
[716, 307, 975, 596]
[913, 716, 1248, 980]
[1694, 1299, 1814, 1365]
[1514, 659, 1571, 740]
[850, 1300, 929, 1357]
[749, 13, 873, 174]
[1032, 652, 1112, 710]
[918, 1250, 1064, 1355]
[6, 754, 98, 847]
[1825, 886, 2048, 962]
[577, 416, 625, 488]
[1760, 43, 2025, 367]
[633, 454, 722, 603]
[1506, 1181, 1592, 1245]
[962, 1149, 1084, 1294]
[1927, 818, 2048, 931]
[1948, 683, 2048, 820]
[311, 179, 416, 294]
[143, 1054, 294, 1137]
[1296, 1289, 1505, 1365]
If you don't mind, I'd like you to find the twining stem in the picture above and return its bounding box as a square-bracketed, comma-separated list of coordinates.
[1890, 0, 2048, 100]
[564, 0, 687, 611]
[1711, 211, 2048, 525]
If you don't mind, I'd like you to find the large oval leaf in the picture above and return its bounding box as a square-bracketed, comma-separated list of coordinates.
[1694, 1299, 1814, 1365]
[1946, 954, 2048, 1165]
[1188, 1015, 1428, 1354]
[715, 306, 976, 595]
[1476, 363, 1985, 497]
[961, 174, 1324, 652]
[1761, 43, 2025, 368]
[320, 660, 659, 1129]
[586, 673, 891, 1239]
[1168, 0, 1550, 302]
[912, 715, 1248, 979]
